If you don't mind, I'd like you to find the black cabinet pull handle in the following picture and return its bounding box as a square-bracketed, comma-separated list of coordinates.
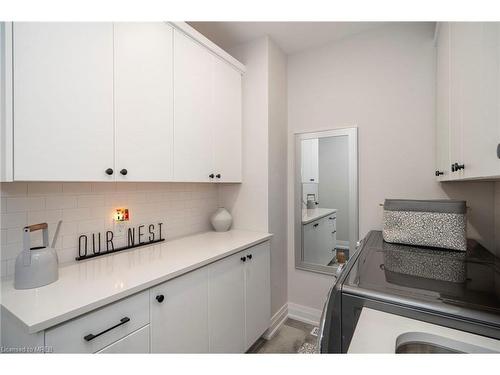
[216, 174, 221, 178]
[83, 317, 130, 342]
[120, 169, 128, 176]
[156, 294, 165, 303]
[457, 163, 465, 170]
[209, 174, 215, 178]
[328, 217, 335, 220]
[241, 256, 246, 262]
[313, 223, 319, 228]
[246, 254, 252, 260]
[451, 163, 456, 172]
[435, 170, 444, 176]
[309, 178, 315, 182]
[105, 168, 114, 175]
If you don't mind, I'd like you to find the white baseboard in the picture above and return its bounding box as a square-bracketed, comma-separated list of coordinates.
[287, 303, 322, 326]
[262, 303, 288, 340]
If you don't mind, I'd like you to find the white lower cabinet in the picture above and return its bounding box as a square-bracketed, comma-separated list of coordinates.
[244, 242, 271, 350]
[207, 241, 271, 352]
[29, 241, 270, 353]
[150, 267, 209, 353]
[208, 250, 247, 353]
[97, 325, 150, 353]
[302, 215, 337, 266]
[45, 290, 149, 353]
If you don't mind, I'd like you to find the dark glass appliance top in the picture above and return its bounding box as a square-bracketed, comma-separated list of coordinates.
[343, 231, 500, 328]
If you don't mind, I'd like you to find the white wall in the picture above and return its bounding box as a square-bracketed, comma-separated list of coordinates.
[0, 182, 218, 278]
[219, 37, 269, 233]
[219, 36, 289, 317]
[287, 23, 496, 312]
[268, 38, 288, 315]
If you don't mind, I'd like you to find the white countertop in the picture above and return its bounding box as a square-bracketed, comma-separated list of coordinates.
[348, 308, 500, 353]
[0, 229, 272, 334]
[301, 208, 337, 224]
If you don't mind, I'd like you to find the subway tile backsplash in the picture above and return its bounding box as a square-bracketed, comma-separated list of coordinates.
[0, 182, 219, 278]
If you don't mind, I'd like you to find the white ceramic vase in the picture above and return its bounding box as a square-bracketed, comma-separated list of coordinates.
[210, 207, 233, 232]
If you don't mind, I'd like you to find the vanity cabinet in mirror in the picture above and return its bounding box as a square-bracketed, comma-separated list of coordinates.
[294, 128, 358, 275]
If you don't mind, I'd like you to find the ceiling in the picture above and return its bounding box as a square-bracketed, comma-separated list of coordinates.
[188, 22, 391, 55]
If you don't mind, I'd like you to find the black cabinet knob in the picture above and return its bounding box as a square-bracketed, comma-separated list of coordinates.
[435, 170, 444, 176]
[105, 168, 114, 175]
[246, 254, 253, 260]
[309, 178, 315, 182]
[209, 173, 215, 178]
[120, 169, 128, 176]
[241, 256, 246, 262]
[156, 294, 165, 303]
[457, 163, 465, 170]
[216, 174, 221, 178]
[451, 163, 457, 172]
[313, 223, 319, 228]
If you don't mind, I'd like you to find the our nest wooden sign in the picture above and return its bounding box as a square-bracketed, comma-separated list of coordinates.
[76, 223, 164, 261]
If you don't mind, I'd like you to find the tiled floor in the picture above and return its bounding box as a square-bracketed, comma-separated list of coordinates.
[247, 318, 317, 353]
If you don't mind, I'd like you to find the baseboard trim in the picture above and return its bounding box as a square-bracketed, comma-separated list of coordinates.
[262, 303, 288, 340]
[287, 303, 322, 326]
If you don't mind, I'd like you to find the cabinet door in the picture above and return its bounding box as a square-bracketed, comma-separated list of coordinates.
[302, 220, 319, 264]
[436, 23, 452, 181]
[244, 242, 270, 350]
[212, 60, 242, 182]
[97, 325, 150, 354]
[150, 267, 209, 353]
[173, 30, 214, 182]
[13, 23, 114, 181]
[208, 251, 245, 353]
[461, 23, 500, 179]
[301, 139, 319, 183]
[317, 217, 334, 266]
[449, 22, 466, 181]
[114, 23, 174, 181]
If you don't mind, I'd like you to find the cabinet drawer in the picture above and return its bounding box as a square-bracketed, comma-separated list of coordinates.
[45, 290, 149, 353]
[97, 325, 150, 354]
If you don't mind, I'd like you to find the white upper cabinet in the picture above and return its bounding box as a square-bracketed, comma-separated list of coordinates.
[114, 23, 174, 181]
[13, 23, 114, 181]
[173, 30, 242, 183]
[212, 58, 242, 183]
[301, 138, 319, 183]
[460, 23, 500, 179]
[435, 22, 451, 181]
[3, 22, 243, 183]
[436, 22, 500, 181]
[173, 30, 215, 182]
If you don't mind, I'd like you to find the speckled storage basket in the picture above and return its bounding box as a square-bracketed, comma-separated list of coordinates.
[382, 199, 467, 251]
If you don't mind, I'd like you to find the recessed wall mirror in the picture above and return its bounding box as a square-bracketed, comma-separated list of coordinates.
[295, 128, 358, 275]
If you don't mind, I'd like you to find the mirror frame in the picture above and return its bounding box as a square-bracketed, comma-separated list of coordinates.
[294, 127, 359, 275]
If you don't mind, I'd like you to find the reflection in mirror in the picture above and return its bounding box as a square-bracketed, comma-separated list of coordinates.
[295, 128, 358, 275]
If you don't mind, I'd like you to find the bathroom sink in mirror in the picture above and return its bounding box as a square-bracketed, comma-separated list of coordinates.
[294, 128, 358, 275]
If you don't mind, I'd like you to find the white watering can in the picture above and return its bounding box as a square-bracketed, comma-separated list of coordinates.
[14, 222, 59, 289]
